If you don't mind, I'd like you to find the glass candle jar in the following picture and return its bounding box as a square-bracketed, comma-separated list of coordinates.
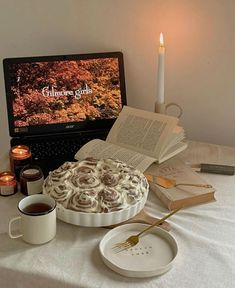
[0, 171, 17, 196]
[20, 164, 44, 195]
[10, 145, 32, 181]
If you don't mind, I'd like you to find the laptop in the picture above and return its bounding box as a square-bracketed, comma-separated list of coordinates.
[3, 52, 127, 176]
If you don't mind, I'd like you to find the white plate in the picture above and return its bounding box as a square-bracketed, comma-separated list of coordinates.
[56, 194, 147, 227]
[99, 223, 178, 277]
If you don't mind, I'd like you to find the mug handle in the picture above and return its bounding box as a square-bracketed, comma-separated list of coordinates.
[165, 102, 183, 118]
[8, 216, 23, 239]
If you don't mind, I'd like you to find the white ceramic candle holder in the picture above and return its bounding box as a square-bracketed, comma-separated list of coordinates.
[155, 102, 183, 119]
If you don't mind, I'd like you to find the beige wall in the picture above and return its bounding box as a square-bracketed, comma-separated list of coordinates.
[1, 0, 235, 170]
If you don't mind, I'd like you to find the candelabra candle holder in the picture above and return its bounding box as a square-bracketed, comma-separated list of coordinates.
[10, 145, 32, 181]
[155, 102, 183, 119]
[0, 171, 17, 196]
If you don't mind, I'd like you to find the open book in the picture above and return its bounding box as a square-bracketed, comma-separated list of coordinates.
[75, 106, 187, 172]
[145, 158, 216, 210]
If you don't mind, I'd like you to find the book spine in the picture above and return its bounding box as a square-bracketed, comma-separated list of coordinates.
[168, 192, 216, 210]
[149, 182, 215, 211]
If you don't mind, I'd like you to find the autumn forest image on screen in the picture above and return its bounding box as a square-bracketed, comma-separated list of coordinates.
[10, 58, 122, 127]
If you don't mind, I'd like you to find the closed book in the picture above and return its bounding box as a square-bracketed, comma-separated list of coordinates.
[145, 159, 216, 210]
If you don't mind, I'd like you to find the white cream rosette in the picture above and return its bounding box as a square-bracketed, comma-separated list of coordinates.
[99, 187, 125, 212]
[68, 191, 99, 212]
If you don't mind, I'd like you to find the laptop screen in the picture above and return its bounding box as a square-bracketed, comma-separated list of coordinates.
[3, 52, 126, 137]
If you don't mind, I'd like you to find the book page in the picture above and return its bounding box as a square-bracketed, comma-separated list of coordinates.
[158, 141, 188, 164]
[106, 106, 178, 159]
[158, 126, 185, 157]
[74, 139, 156, 172]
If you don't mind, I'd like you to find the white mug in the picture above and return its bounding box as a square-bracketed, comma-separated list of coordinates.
[9, 194, 56, 244]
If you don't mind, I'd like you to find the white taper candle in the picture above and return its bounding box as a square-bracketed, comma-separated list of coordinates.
[156, 32, 165, 105]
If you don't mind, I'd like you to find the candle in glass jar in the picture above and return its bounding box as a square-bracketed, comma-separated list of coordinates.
[10, 145, 32, 181]
[20, 165, 44, 195]
[0, 171, 17, 196]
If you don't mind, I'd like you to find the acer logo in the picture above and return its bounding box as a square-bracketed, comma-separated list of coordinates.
[65, 125, 74, 129]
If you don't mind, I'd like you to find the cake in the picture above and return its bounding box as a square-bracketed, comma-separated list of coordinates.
[43, 158, 149, 213]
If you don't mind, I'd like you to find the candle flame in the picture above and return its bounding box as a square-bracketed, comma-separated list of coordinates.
[0, 172, 15, 183]
[1, 175, 13, 182]
[160, 32, 164, 47]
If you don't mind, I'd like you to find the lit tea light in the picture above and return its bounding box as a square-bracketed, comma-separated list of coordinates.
[0, 171, 17, 196]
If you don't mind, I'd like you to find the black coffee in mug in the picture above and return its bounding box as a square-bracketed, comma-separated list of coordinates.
[9, 194, 56, 244]
[23, 203, 52, 215]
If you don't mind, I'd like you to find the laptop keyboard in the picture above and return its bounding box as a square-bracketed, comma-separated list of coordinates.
[10, 130, 109, 175]
[30, 138, 82, 160]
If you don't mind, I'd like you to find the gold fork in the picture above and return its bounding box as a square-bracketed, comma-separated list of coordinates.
[112, 207, 181, 253]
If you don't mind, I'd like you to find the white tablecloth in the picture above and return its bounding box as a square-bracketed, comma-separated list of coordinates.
[0, 141, 235, 288]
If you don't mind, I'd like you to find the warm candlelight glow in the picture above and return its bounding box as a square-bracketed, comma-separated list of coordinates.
[10, 145, 31, 160]
[12, 147, 27, 156]
[160, 32, 164, 47]
[0, 173, 14, 182]
[0, 171, 17, 196]
[10, 145, 32, 180]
